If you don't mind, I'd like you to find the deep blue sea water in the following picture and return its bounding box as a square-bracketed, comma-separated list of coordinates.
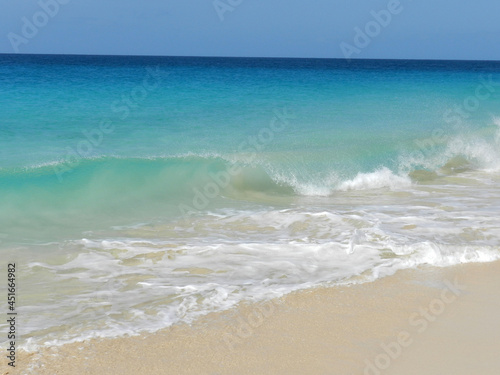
[1, 55, 499, 348]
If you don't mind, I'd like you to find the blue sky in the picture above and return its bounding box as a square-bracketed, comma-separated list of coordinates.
[1, 0, 499, 60]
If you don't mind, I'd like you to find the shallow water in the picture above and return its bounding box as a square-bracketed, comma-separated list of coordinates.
[0, 55, 499, 349]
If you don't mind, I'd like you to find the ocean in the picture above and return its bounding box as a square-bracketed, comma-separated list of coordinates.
[1, 54, 499, 349]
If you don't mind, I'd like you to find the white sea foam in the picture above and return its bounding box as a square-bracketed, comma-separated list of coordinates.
[5, 122, 500, 352]
[338, 167, 412, 191]
[11, 178, 500, 351]
[398, 117, 500, 176]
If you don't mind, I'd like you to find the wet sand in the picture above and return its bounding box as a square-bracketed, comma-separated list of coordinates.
[7, 260, 500, 375]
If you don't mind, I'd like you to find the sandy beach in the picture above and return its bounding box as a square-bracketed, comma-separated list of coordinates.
[3, 3, 500, 375]
[3, 55, 500, 375]
[6, 260, 499, 375]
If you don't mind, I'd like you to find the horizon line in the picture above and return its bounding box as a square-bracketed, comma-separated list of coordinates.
[1, 52, 499, 63]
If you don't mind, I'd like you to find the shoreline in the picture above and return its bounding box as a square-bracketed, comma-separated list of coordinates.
[7, 260, 500, 375]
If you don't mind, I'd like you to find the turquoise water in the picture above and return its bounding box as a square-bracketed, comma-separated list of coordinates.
[1, 55, 500, 348]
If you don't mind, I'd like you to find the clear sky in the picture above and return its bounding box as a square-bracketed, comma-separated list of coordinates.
[1, 0, 499, 60]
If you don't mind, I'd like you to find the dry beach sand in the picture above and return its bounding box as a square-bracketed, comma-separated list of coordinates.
[6, 260, 500, 375]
